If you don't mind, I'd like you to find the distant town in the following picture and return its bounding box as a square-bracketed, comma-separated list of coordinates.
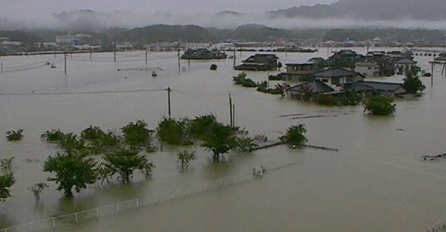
[1, 25, 446, 55]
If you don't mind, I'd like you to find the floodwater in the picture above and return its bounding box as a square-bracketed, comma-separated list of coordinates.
[1, 48, 446, 232]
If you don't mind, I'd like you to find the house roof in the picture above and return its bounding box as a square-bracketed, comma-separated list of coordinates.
[243, 54, 278, 63]
[395, 58, 417, 65]
[286, 62, 315, 66]
[287, 80, 334, 94]
[313, 68, 360, 78]
[344, 81, 404, 93]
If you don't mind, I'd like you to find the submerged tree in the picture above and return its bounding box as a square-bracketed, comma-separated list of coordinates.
[6, 129, 23, 141]
[156, 118, 190, 145]
[0, 157, 14, 173]
[280, 125, 308, 146]
[121, 120, 153, 147]
[28, 182, 49, 202]
[43, 152, 97, 197]
[177, 150, 196, 169]
[403, 66, 425, 94]
[201, 123, 238, 162]
[189, 115, 217, 140]
[81, 126, 121, 155]
[363, 95, 396, 116]
[101, 149, 155, 183]
[0, 173, 15, 202]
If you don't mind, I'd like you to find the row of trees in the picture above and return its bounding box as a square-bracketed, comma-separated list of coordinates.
[1, 115, 308, 200]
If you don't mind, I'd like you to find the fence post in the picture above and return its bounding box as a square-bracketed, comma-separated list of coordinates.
[136, 199, 139, 208]
[52, 217, 56, 228]
[117, 203, 120, 212]
[75, 212, 78, 223]
[96, 208, 99, 218]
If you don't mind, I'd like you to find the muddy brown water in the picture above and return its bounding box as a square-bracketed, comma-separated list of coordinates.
[1, 48, 446, 232]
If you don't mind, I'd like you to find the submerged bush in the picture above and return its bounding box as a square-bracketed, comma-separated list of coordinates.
[363, 95, 396, 116]
[6, 129, 23, 141]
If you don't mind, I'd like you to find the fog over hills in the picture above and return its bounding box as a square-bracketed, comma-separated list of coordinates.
[272, 0, 446, 20]
[0, 0, 446, 30]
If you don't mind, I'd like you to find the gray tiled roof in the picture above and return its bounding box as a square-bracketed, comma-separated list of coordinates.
[344, 81, 404, 92]
[287, 80, 334, 94]
[313, 68, 358, 78]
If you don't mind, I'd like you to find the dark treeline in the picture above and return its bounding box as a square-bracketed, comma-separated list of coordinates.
[1, 24, 446, 54]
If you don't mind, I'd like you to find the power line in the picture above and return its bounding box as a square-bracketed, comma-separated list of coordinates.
[0, 88, 166, 96]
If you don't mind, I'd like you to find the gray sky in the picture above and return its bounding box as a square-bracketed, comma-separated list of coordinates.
[0, 0, 338, 15]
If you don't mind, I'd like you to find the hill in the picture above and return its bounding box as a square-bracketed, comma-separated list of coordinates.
[271, 0, 446, 20]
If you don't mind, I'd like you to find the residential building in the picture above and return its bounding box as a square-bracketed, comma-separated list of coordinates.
[395, 58, 417, 74]
[343, 81, 406, 97]
[282, 62, 316, 81]
[287, 80, 334, 98]
[354, 62, 380, 77]
[313, 68, 365, 87]
[234, 54, 279, 71]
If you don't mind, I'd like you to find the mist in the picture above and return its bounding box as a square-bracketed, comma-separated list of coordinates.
[1, 9, 445, 31]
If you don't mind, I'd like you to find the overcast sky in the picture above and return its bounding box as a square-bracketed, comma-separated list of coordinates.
[0, 0, 338, 15]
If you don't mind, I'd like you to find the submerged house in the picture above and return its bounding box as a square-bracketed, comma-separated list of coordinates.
[287, 80, 334, 98]
[281, 62, 316, 81]
[395, 58, 417, 75]
[181, 48, 227, 60]
[312, 68, 365, 87]
[234, 54, 279, 71]
[343, 81, 406, 97]
[354, 62, 380, 77]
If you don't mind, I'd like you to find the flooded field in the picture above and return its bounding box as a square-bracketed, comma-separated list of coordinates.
[1, 48, 446, 232]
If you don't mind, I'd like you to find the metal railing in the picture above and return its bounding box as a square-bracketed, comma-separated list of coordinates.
[1, 173, 255, 232]
[420, 218, 446, 232]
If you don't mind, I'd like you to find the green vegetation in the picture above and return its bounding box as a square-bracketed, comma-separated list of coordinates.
[256, 81, 284, 95]
[1, 157, 14, 172]
[315, 91, 362, 106]
[6, 129, 23, 141]
[28, 183, 49, 202]
[280, 125, 308, 146]
[0, 173, 15, 202]
[157, 118, 191, 146]
[121, 121, 155, 150]
[403, 66, 425, 94]
[189, 115, 217, 140]
[235, 130, 258, 152]
[201, 122, 239, 162]
[81, 126, 121, 155]
[43, 151, 97, 197]
[363, 95, 396, 116]
[41, 129, 66, 143]
[177, 150, 196, 169]
[233, 72, 258, 88]
[101, 149, 154, 183]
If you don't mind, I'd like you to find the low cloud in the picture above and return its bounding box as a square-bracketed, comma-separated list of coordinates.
[1, 10, 446, 31]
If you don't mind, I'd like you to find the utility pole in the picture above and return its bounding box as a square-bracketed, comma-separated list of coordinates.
[64, 52, 67, 75]
[1, 62, 3, 73]
[233, 46, 236, 68]
[167, 87, 172, 119]
[145, 49, 148, 65]
[431, 62, 434, 87]
[229, 92, 233, 127]
[90, 51, 92, 61]
[232, 103, 235, 127]
[177, 42, 181, 74]
[113, 49, 116, 62]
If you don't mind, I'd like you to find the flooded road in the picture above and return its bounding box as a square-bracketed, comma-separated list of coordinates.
[1, 48, 446, 231]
